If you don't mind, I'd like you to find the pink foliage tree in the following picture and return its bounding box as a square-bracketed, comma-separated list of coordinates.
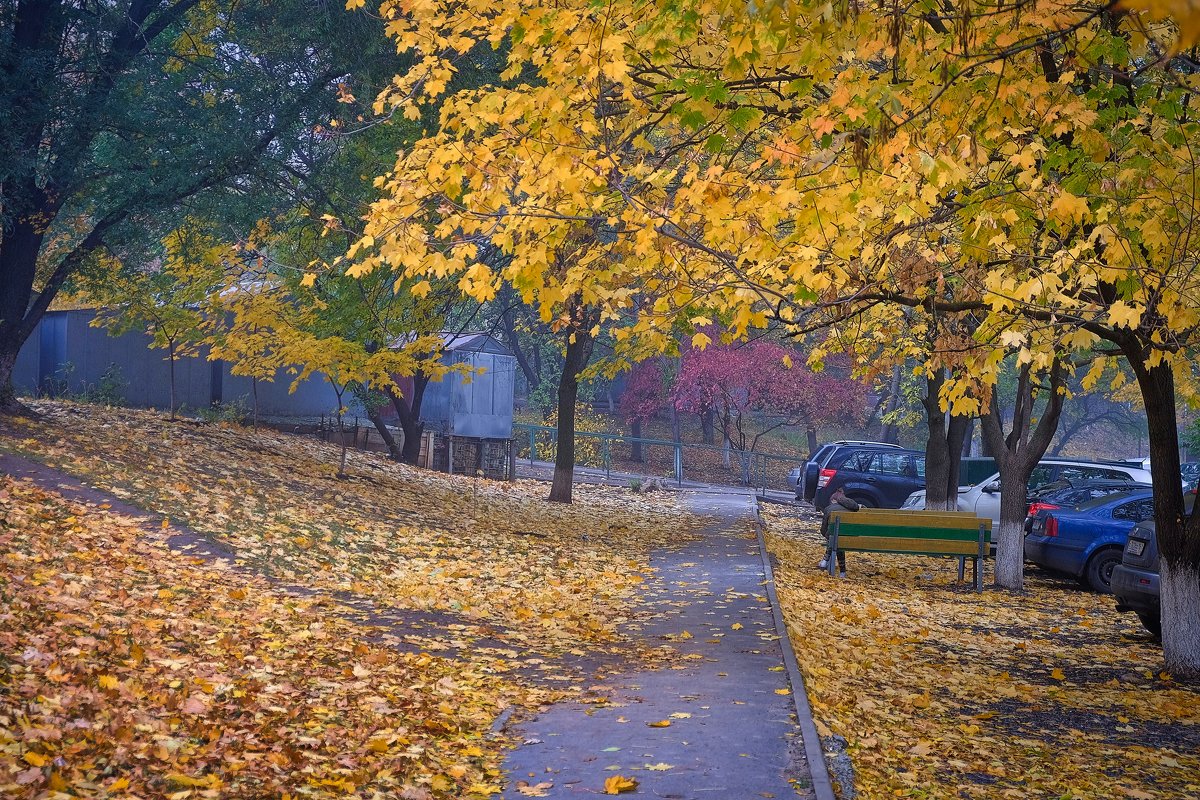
[671, 342, 865, 468]
[619, 358, 667, 461]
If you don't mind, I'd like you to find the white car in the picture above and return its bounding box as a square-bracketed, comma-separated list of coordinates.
[901, 459, 1155, 524]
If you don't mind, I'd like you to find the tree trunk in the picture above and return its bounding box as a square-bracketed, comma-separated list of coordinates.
[806, 427, 819, 457]
[961, 417, 975, 457]
[1126, 357, 1200, 677]
[387, 372, 430, 465]
[252, 378, 259, 428]
[671, 405, 681, 443]
[0, 346, 25, 414]
[549, 305, 598, 504]
[701, 410, 715, 445]
[880, 365, 903, 444]
[365, 403, 403, 461]
[168, 343, 177, 420]
[980, 360, 1066, 591]
[921, 371, 972, 511]
[630, 418, 644, 462]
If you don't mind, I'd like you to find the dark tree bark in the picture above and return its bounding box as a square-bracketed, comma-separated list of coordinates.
[499, 295, 540, 391]
[806, 427, 819, 457]
[365, 403, 403, 461]
[387, 372, 431, 466]
[921, 370, 972, 511]
[880, 365, 903, 444]
[630, 418, 644, 462]
[1123, 353, 1200, 675]
[549, 301, 600, 504]
[701, 409, 715, 445]
[980, 360, 1066, 591]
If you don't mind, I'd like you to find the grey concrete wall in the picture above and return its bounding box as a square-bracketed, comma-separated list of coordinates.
[16, 310, 364, 419]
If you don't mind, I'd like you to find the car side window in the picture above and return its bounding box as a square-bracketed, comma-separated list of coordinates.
[1113, 499, 1154, 521]
[914, 457, 926, 479]
[877, 453, 910, 477]
[838, 452, 869, 472]
[1056, 466, 1090, 482]
[1028, 466, 1055, 489]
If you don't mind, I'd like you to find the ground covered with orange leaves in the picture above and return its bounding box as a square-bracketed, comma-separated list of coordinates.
[1, 401, 697, 798]
[762, 503, 1200, 800]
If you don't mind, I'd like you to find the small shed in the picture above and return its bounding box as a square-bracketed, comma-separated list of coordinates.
[419, 332, 516, 439]
[417, 332, 516, 478]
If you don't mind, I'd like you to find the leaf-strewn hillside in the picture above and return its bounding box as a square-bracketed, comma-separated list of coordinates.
[0, 401, 698, 798]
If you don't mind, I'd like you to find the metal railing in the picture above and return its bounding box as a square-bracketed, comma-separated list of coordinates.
[513, 422, 800, 494]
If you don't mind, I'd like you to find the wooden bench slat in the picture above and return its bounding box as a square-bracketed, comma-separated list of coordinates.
[830, 510, 992, 532]
[834, 535, 983, 555]
[834, 523, 991, 543]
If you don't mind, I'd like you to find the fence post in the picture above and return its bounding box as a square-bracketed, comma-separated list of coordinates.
[604, 437, 611, 479]
[528, 426, 537, 464]
[674, 443, 683, 486]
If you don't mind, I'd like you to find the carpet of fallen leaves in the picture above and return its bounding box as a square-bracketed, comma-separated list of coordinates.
[1, 401, 697, 798]
[761, 503, 1200, 800]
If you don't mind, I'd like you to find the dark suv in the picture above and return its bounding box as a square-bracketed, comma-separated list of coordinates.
[800, 440, 902, 502]
[813, 447, 926, 511]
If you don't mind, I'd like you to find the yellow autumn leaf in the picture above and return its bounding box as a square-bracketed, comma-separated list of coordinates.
[731, 622, 744, 630]
[1108, 301, 1143, 330]
[647, 719, 672, 728]
[24, 751, 49, 767]
[98, 674, 119, 690]
[1050, 668, 1066, 681]
[774, 688, 791, 696]
[603, 775, 639, 794]
[643, 762, 673, 771]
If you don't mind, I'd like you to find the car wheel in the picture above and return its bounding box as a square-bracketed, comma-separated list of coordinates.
[1084, 547, 1123, 593]
[1136, 612, 1162, 638]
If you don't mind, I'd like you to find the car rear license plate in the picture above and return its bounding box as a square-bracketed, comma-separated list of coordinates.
[1128, 540, 1145, 557]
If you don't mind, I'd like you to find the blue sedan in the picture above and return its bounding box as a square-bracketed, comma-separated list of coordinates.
[1025, 489, 1154, 593]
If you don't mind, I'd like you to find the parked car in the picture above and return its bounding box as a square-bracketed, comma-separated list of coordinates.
[1023, 479, 1151, 533]
[786, 464, 805, 498]
[1112, 520, 1163, 636]
[1024, 489, 1154, 592]
[799, 440, 902, 502]
[902, 458, 1153, 524]
[1111, 486, 1197, 636]
[1182, 462, 1200, 486]
[813, 446, 926, 511]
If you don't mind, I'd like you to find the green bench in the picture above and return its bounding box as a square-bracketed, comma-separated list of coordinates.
[826, 508, 992, 591]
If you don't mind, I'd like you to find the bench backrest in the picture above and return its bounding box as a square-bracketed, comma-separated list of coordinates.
[828, 508, 991, 556]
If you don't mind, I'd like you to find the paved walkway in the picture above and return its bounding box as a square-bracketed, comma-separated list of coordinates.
[515, 459, 799, 504]
[500, 490, 831, 799]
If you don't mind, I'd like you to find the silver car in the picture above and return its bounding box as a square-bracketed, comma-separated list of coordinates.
[901, 459, 1154, 523]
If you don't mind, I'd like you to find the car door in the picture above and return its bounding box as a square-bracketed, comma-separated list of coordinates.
[969, 464, 1055, 523]
[873, 451, 920, 508]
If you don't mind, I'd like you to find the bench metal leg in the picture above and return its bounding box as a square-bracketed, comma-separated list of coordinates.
[829, 518, 840, 578]
[975, 523, 987, 592]
[957, 556, 965, 582]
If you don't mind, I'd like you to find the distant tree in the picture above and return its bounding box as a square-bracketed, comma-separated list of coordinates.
[82, 227, 226, 418]
[0, 0, 387, 414]
[619, 359, 667, 462]
[672, 341, 865, 477]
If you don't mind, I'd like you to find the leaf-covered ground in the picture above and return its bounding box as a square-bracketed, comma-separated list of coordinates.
[761, 503, 1200, 800]
[0, 401, 698, 797]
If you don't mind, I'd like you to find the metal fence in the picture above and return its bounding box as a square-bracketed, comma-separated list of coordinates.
[513, 422, 801, 494]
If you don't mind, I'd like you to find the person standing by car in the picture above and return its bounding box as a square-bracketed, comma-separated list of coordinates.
[818, 488, 860, 577]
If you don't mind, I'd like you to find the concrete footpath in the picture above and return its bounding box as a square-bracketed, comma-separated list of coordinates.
[499, 490, 834, 799]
